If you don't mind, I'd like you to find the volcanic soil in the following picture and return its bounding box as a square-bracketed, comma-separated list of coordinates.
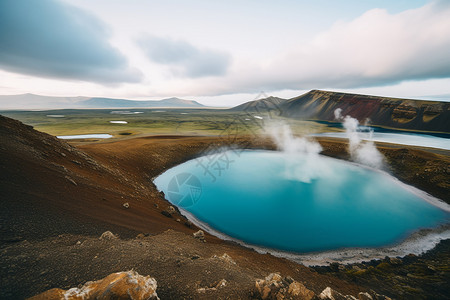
[0, 115, 449, 299]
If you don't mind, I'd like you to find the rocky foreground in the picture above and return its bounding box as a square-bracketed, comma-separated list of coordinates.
[1, 115, 449, 299]
[20, 230, 391, 300]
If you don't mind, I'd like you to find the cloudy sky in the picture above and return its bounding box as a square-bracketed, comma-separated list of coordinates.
[1, 0, 450, 106]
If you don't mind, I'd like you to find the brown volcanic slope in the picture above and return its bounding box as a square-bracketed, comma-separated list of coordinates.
[280, 90, 450, 132]
[0, 115, 182, 241]
[1, 115, 368, 299]
[1, 115, 449, 299]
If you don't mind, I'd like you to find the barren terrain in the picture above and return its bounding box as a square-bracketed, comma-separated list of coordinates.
[1, 115, 449, 299]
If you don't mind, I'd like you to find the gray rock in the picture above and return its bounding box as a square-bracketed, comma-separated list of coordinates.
[167, 206, 176, 214]
[99, 231, 118, 240]
[318, 287, 357, 300]
[193, 230, 205, 242]
[388, 257, 402, 265]
[212, 253, 236, 265]
[64, 176, 77, 186]
[255, 273, 315, 300]
[288, 281, 315, 300]
[358, 292, 373, 300]
[29, 270, 159, 299]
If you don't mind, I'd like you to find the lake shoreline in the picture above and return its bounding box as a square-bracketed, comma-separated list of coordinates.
[154, 149, 450, 266]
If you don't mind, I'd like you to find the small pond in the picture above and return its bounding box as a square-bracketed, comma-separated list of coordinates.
[57, 134, 113, 140]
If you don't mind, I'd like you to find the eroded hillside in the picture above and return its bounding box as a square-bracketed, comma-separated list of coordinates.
[281, 90, 449, 132]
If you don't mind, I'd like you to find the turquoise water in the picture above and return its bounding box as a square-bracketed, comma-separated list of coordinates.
[154, 150, 449, 253]
[57, 134, 113, 139]
[311, 132, 450, 150]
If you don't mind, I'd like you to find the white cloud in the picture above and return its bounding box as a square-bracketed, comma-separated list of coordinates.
[137, 36, 231, 78]
[249, 0, 450, 90]
[151, 0, 450, 97]
[1, 0, 449, 107]
[0, 0, 141, 84]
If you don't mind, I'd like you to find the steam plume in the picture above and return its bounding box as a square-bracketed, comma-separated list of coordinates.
[266, 123, 335, 183]
[334, 109, 384, 169]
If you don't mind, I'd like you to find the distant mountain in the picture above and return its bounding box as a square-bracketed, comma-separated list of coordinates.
[0, 94, 205, 109]
[78, 97, 204, 108]
[230, 90, 450, 132]
[0, 94, 89, 110]
[229, 96, 286, 112]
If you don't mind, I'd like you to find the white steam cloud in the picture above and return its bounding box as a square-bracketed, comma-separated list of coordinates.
[266, 123, 335, 183]
[334, 108, 343, 120]
[334, 109, 384, 169]
[268, 123, 322, 155]
[265, 113, 384, 183]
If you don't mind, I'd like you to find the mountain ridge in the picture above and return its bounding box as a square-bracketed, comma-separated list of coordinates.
[229, 96, 286, 112]
[282, 90, 449, 132]
[232, 90, 450, 132]
[0, 94, 205, 109]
